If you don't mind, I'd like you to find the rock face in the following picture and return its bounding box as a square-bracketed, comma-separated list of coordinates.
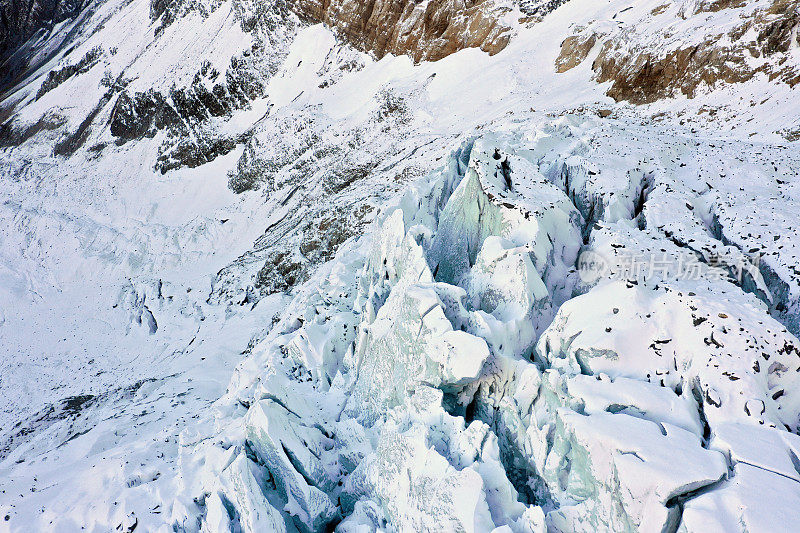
[0, 0, 84, 60]
[288, 0, 514, 62]
[107, 55, 266, 172]
[554, 33, 595, 73]
[0, 0, 77, 53]
[556, 0, 800, 104]
[0, 0, 86, 93]
[34, 45, 103, 99]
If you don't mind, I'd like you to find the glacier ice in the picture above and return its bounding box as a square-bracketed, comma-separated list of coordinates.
[167, 121, 800, 531]
[165, 120, 796, 532]
[7, 104, 800, 530]
[3, 0, 800, 528]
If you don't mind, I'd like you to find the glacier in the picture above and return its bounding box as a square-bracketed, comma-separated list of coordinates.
[174, 121, 800, 532]
[1, 0, 800, 531]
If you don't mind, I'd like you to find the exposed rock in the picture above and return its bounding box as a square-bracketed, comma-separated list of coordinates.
[687, 0, 747, 12]
[556, 0, 800, 104]
[288, 0, 515, 62]
[517, 0, 571, 17]
[780, 126, 800, 141]
[156, 131, 247, 173]
[227, 109, 321, 194]
[53, 91, 112, 155]
[299, 215, 360, 265]
[216, 84, 415, 304]
[107, 51, 274, 172]
[36, 45, 103, 99]
[0, 0, 296, 170]
[0, 0, 83, 53]
[255, 250, 304, 294]
[0, 0, 86, 92]
[555, 32, 596, 73]
[253, 207, 373, 296]
[149, 0, 225, 35]
[109, 90, 183, 140]
[0, 106, 66, 146]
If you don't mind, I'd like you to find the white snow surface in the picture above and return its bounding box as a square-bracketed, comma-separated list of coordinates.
[1, 0, 800, 531]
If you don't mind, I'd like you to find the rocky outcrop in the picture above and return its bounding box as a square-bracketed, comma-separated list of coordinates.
[35, 45, 103, 99]
[106, 80, 253, 170]
[556, 0, 800, 104]
[149, 0, 225, 35]
[147, 0, 521, 62]
[555, 32, 595, 73]
[0, 0, 84, 61]
[517, 0, 570, 17]
[109, 56, 264, 137]
[288, 0, 515, 62]
[213, 89, 410, 303]
[107, 17, 288, 172]
[0, 0, 88, 94]
[595, 6, 800, 104]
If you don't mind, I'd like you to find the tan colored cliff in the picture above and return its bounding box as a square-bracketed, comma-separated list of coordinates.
[288, 0, 514, 62]
[556, 0, 800, 104]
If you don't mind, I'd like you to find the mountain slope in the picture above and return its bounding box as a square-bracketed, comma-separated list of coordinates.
[1, 0, 800, 531]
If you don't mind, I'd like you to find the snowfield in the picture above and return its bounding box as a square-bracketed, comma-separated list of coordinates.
[1, 0, 800, 531]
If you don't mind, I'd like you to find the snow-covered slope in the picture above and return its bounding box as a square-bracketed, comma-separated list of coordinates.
[1, 0, 799, 531]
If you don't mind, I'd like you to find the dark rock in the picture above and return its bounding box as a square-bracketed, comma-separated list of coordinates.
[109, 90, 184, 140]
[255, 250, 303, 294]
[0, 0, 87, 91]
[36, 45, 103, 99]
[0, 107, 66, 146]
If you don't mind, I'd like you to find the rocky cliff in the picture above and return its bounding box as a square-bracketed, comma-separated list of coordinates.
[556, 0, 800, 104]
[287, 0, 515, 62]
[0, 0, 88, 93]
